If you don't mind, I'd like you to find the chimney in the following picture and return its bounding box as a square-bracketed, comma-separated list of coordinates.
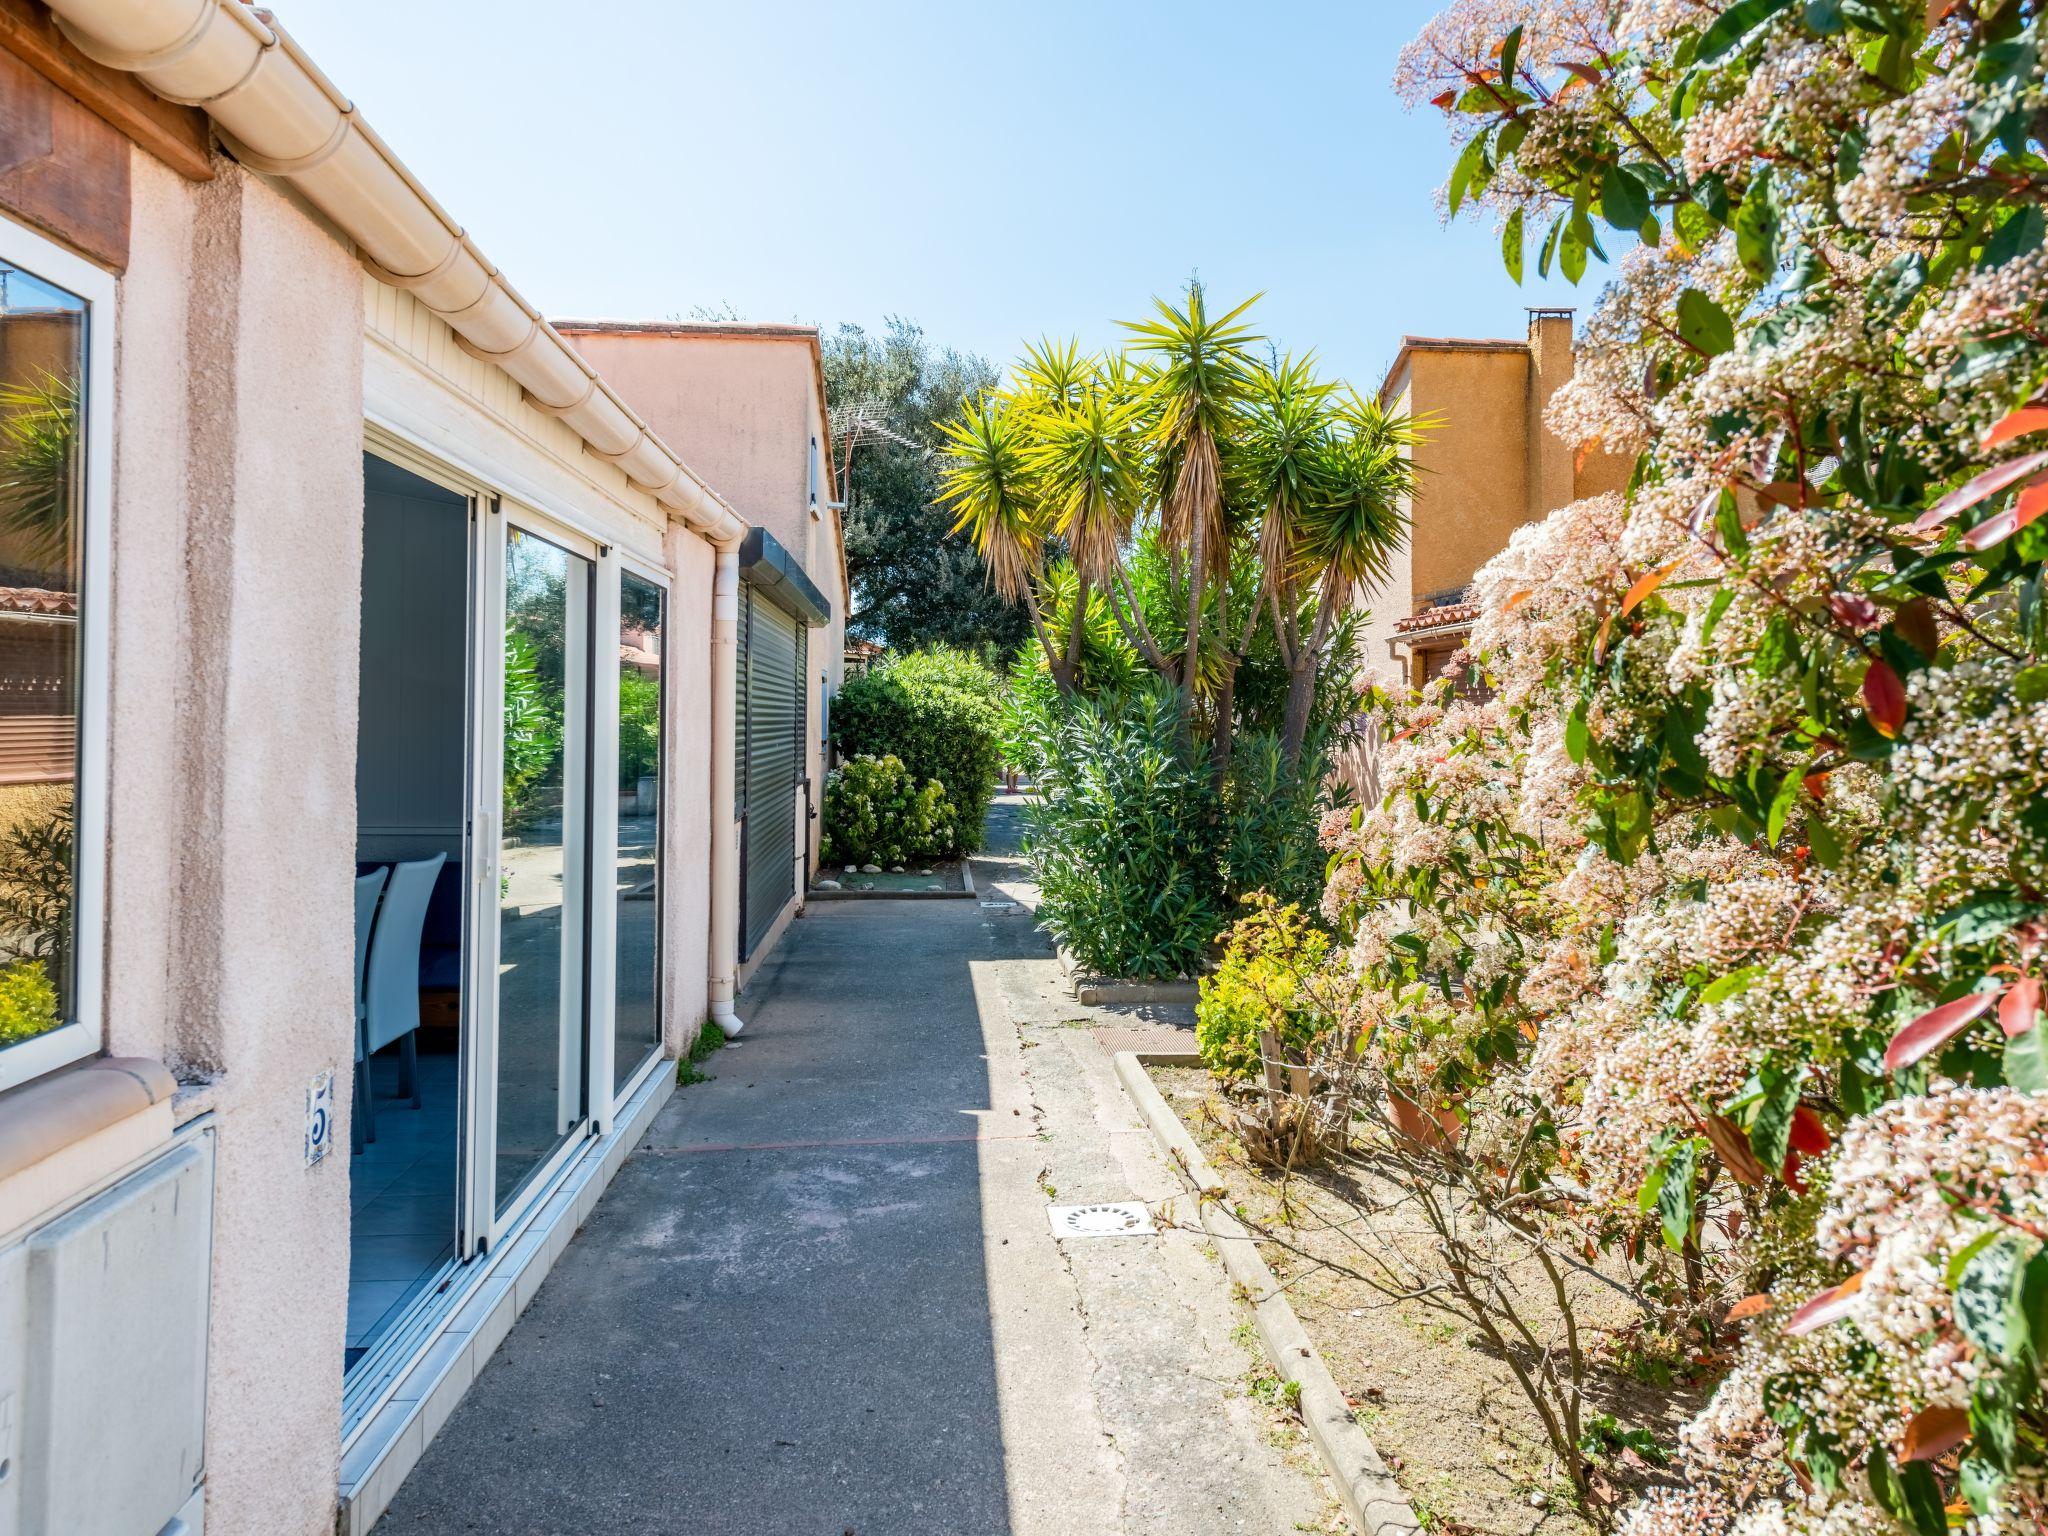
[1524, 308, 1577, 521]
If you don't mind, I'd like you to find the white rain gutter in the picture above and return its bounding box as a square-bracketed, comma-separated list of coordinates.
[46, 0, 749, 1035]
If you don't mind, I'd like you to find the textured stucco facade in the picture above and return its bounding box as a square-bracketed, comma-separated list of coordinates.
[1, 107, 732, 1536]
[96, 149, 367, 1536]
[1357, 311, 1631, 689]
[555, 322, 846, 890]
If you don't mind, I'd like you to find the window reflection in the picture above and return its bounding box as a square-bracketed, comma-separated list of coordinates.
[614, 573, 662, 1092]
[0, 261, 83, 1052]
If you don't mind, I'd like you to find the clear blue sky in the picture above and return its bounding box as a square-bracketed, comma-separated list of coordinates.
[273, 0, 1594, 393]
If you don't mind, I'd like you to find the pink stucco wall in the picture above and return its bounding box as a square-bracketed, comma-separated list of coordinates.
[108, 149, 366, 1536]
[561, 324, 845, 892]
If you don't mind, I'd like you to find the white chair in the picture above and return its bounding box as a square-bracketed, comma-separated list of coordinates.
[364, 853, 445, 1114]
[352, 867, 388, 1153]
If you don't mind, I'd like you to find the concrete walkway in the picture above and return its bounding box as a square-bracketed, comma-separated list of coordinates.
[374, 797, 1337, 1535]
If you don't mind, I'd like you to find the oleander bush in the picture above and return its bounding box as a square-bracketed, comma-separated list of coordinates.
[830, 646, 1001, 854]
[819, 754, 951, 870]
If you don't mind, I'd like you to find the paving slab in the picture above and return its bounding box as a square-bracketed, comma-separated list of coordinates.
[373, 798, 1335, 1535]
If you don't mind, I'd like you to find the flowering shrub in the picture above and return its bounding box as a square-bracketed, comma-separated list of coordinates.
[819, 754, 951, 869]
[1195, 897, 1336, 1080]
[1330, 3, 2048, 1530]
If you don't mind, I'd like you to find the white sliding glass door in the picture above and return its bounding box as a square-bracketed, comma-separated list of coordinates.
[467, 502, 598, 1240]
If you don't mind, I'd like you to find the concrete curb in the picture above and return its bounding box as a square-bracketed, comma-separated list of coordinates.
[1114, 1051, 1422, 1536]
[1056, 945, 1201, 1007]
[808, 863, 975, 902]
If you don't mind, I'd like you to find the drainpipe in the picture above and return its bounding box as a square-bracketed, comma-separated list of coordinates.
[707, 547, 743, 1038]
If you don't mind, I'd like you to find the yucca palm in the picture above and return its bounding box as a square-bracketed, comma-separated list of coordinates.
[1277, 392, 1418, 759]
[1122, 282, 1261, 716]
[936, 395, 1070, 685]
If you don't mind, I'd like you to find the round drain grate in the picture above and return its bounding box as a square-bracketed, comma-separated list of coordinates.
[1048, 1200, 1155, 1238]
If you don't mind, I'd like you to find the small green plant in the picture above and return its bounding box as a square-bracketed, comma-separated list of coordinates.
[820, 754, 951, 868]
[0, 957, 59, 1045]
[676, 1019, 726, 1087]
[1576, 1413, 1668, 1467]
[1195, 896, 1333, 1080]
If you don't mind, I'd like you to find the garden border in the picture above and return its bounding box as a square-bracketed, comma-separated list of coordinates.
[807, 863, 977, 902]
[1114, 1049, 1422, 1536]
[1056, 945, 1200, 1007]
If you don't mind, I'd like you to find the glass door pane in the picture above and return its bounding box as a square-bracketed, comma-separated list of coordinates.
[613, 572, 663, 1093]
[494, 525, 591, 1211]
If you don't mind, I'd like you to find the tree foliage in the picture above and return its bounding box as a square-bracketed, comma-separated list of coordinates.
[824, 318, 1027, 654]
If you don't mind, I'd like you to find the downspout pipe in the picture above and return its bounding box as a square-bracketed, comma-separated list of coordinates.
[43, 0, 749, 549]
[45, 0, 754, 1037]
[707, 549, 742, 1037]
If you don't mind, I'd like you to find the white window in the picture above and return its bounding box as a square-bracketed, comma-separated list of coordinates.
[0, 218, 112, 1092]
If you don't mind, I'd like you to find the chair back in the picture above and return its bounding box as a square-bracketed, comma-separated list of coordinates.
[365, 852, 445, 1055]
[354, 868, 387, 1023]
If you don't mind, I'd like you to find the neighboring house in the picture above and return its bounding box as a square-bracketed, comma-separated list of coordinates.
[553, 320, 847, 985]
[1358, 308, 1631, 690]
[0, 4, 828, 1535]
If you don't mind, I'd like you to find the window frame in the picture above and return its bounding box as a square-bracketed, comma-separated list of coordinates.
[0, 216, 114, 1093]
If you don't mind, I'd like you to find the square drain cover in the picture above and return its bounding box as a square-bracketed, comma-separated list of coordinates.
[1048, 1201, 1155, 1239]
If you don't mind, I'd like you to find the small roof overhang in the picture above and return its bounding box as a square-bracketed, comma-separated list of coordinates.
[739, 527, 830, 628]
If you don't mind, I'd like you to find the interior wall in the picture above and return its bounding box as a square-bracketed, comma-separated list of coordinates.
[357, 455, 467, 864]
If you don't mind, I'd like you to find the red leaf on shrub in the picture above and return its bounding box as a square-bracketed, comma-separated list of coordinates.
[1960, 477, 2048, 552]
[1804, 770, 1831, 801]
[2002, 976, 2044, 1039]
[1984, 407, 2048, 448]
[1893, 598, 1939, 660]
[1621, 559, 1683, 616]
[1703, 1113, 1769, 1187]
[1911, 451, 2048, 534]
[1884, 990, 2000, 1071]
[1430, 89, 1458, 109]
[1784, 1271, 1865, 1337]
[1829, 593, 1880, 630]
[1726, 1293, 1773, 1322]
[1863, 659, 1907, 739]
[1782, 1148, 1809, 1195]
[1788, 1104, 1830, 1156]
[1902, 1404, 1970, 1463]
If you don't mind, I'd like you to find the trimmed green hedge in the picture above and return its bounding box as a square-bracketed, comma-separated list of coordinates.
[830, 647, 1001, 855]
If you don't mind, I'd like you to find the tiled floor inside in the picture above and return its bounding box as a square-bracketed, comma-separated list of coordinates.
[347, 1046, 460, 1361]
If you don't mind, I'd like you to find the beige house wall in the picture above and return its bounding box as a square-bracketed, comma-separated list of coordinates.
[96, 149, 367, 1536]
[558, 324, 845, 890]
[1356, 312, 1624, 690]
[3, 141, 731, 1536]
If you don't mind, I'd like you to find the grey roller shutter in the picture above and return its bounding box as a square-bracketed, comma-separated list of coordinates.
[740, 588, 799, 958]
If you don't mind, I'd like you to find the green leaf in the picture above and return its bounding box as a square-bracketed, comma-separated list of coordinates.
[1565, 707, 1591, 764]
[1942, 893, 2042, 945]
[1449, 134, 1489, 216]
[1657, 1137, 1698, 1252]
[1982, 206, 2046, 271]
[2015, 664, 2048, 705]
[1697, 0, 1794, 62]
[1765, 768, 1803, 847]
[1499, 23, 1523, 84]
[1502, 207, 1524, 285]
[1700, 965, 1765, 1008]
[1537, 212, 1565, 279]
[1954, 1233, 2039, 1361]
[2006, 1024, 2048, 1092]
[1676, 288, 1736, 355]
[1560, 216, 1590, 284]
[1747, 1066, 1803, 1173]
[1715, 492, 1749, 559]
[1807, 811, 1843, 869]
[1734, 170, 1778, 279]
[1600, 164, 1650, 233]
[1948, 1229, 2001, 1289]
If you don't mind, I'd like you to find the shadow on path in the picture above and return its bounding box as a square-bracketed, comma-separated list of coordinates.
[374, 897, 1030, 1535]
